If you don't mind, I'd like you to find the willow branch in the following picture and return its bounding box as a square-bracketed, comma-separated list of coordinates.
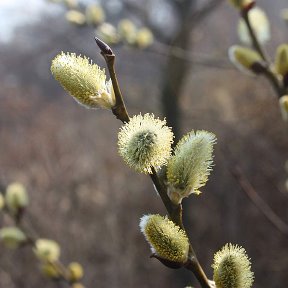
[185, 258, 213, 288]
[231, 166, 288, 236]
[95, 38, 213, 288]
[149, 42, 232, 69]
[1, 208, 80, 288]
[95, 37, 129, 123]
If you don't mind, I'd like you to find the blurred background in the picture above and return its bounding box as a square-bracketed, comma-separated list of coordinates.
[0, 0, 288, 287]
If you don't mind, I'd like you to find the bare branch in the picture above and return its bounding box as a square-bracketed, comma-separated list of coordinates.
[231, 166, 288, 236]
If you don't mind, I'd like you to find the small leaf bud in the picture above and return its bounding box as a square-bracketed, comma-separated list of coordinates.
[228, 0, 254, 9]
[118, 114, 174, 174]
[212, 243, 254, 288]
[68, 262, 84, 282]
[86, 4, 105, 25]
[0, 227, 27, 249]
[166, 130, 216, 204]
[139, 214, 189, 265]
[65, 10, 86, 26]
[0, 193, 5, 211]
[72, 284, 86, 288]
[238, 7, 270, 45]
[34, 239, 60, 262]
[5, 182, 28, 216]
[51, 52, 115, 109]
[281, 9, 288, 22]
[96, 23, 119, 44]
[118, 19, 137, 44]
[275, 44, 288, 77]
[228, 45, 263, 75]
[40, 263, 61, 279]
[63, 0, 78, 9]
[279, 95, 288, 122]
[136, 28, 154, 49]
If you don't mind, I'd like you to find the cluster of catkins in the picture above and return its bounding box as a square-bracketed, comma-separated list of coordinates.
[48, 0, 154, 49]
[0, 183, 85, 288]
[50, 48, 255, 288]
[228, 0, 288, 120]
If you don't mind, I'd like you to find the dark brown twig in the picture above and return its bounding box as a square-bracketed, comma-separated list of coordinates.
[231, 166, 288, 236]
[95, 37, 129, 123]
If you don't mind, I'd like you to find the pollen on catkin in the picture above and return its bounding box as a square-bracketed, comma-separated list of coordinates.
[139, 214, 189, 264]
[51, 52, 115, 109]
[166, 130, 216, 204]
[212, 243, 254, 288]
[118, 114, 174, 174]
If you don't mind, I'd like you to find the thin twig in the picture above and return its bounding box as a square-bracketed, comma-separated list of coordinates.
[231, 166, 288, 236]
[95, 37, 129, 123]
[148, 42, 232, 69]
[219, 137, 288, 237]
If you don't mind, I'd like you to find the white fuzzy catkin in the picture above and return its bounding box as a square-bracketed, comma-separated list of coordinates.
[139, 214, 189, 263]
[212, 243, 254, 288]
[51, 52, 115, 109]
[118, 114, 174, 174]
[167, 130, 216, 204]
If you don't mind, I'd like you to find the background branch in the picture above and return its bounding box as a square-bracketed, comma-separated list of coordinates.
[231, 166, 288, 236]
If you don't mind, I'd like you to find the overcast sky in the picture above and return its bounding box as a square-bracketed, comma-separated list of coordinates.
[0, 0, 63, 43]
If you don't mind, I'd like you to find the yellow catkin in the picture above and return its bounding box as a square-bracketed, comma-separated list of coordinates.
[238, 7, 270, 45]
[51, 52, 115, 109]
[228, 45, 262, 75]
[68, 262, 84, 282]
[34, 239, 60, 262]
[140, 214, 189, 263]
[167, 130, 216, 203]
[118, 114, 174, 174]
[275, 44, 288, 76]
[5, 182, 28, 215]
[0, 227, 27, 249]
[212, 243, 254, 288]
